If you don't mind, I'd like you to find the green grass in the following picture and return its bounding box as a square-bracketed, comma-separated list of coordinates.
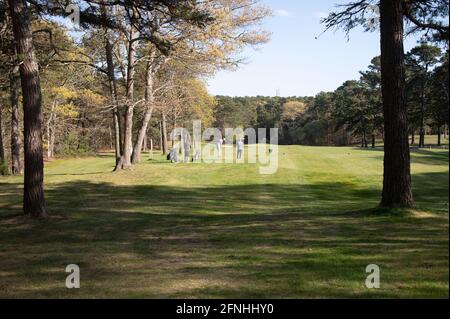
[411, 134, 449, 146]
[374, 134, 449, 148]
[0, 145, 448, 298]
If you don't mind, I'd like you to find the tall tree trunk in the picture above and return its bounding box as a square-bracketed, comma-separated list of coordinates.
[411, 129, 415, 145]
[437, 125, 441, 146]
[46, 100, 56, 159]
[419, 64, 430, 149]
[361, 117, 367, 148]
[372, 133, 376, 148]
[162, 112, 168, 154]
[10, 59, 22, 175]
[105, 34, 122, 167]
[0, 103, 5, 174]
[362, 125, 368, 148]
[132, 59, 155, 164]
[119, 12, 139, 170]
[419, 127, 425, 148]
[419, 85, 426, 148]
[379, 0, 414, 208]
[172, 114, 177, 149]
[143, 133, 147, 151]
[49, 123, 55, 158]
[8, 0, 48, 217]
[159, 121, 163, 152]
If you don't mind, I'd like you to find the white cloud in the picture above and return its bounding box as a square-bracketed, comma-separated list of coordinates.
[275, 9, 293, 17]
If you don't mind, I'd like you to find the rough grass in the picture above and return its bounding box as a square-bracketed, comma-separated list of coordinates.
[0, 146, 448, 298]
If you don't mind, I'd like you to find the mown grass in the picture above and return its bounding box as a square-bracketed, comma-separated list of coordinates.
[0, 145, 448, 298]
[411, 134, 449, 146]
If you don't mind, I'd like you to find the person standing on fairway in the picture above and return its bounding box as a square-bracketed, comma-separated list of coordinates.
[182, 131, 192, 162]
[216, 136, 222, 159]
[237, 138, 244, 160]
[170, 146, 179, 163]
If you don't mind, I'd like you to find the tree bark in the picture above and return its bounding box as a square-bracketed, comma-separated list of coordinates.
[159, 121, 163, 152]
[419, 127, 425, 148]
[132, 59, 155, 164]
[8, 0, 48, 217]
[143, 134, 147, 151]
[372, 133, 376, 148]
[119, 14, 139, 170]
[437, 126, 441, 146]
[10, 59, 22, 174]
[379, 0, 414, 208]
[49, 123, 55, 157]
[0, 103, 5, 174]
[105, 34, 122, 166]
[419, 80, 426, 148]
[419, 63, 431, 148]
[46, 100, 56, 159]
[162, 112, 168, 154]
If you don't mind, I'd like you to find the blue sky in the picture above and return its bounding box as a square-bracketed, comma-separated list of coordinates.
[207, 0, 420, 97]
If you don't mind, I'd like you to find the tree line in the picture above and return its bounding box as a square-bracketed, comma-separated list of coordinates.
[215, 44, 448, 148]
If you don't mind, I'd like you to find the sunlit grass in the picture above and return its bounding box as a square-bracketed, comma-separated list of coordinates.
[0, 145, 448, 298]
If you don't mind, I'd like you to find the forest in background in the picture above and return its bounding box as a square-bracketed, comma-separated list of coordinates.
[216, 45, 448, 147]
[2, 32, 448, 175]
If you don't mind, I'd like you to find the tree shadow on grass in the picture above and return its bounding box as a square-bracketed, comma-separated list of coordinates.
[0, 172, 448, 298]
[410, 149, 449, 166]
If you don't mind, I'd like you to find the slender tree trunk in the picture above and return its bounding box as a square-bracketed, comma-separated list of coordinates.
[419, 65, 430, 148]
[143, 134, 147, 151]
[8, 0, 48, 217]
[411, 129, 415, 145]
[361, 117, 367, 148]
[0, 103, 5, 174]
[419, 89, 425, 148]
[119, 14, 139, 170]
[162, 112, 168, 154]
[419, 127, 425, 148]
[172, 112, 178, 149]
[50, 123, 55, 157]
[437, 126, 441, 146]
[105, 35, 122, 167]
[362, 123, 368, 148]
[46, 100, 56, 159]
[10, 60, 22, 174]
[100, 4, 122, 167]
[379, 0, 414, 208]
[132, 59, 155, 164]
[159, 121, 163, 152]
[372, 133, 376, 148]
[46, 124, 50, 158]
[121, 11, 139, 169]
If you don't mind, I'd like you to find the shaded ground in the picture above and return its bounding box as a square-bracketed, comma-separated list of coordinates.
[0, 146, 448, 298]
